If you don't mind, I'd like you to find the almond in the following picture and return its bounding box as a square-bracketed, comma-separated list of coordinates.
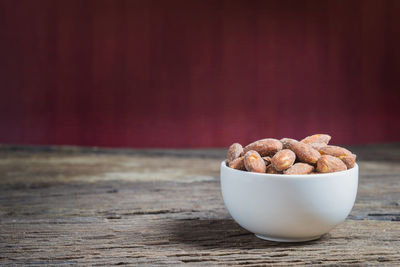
[309, 142, 327, 151]
[266, 164, 282, 174]
[284, 163, 314, 175]
[316, 155, 347, 173]
[280, 138, 297, 149]
[318, 145, 352, 157]
[244, 138, 282, 156]
[244, 150, 267, 173]
[271, 149, 296, 171]
[288, 141, 321, 164]
[226, 143, 244, 163]
[301, 134, 331, 145]
[340, 154, 356, 169]
[229, 156, 246, 170]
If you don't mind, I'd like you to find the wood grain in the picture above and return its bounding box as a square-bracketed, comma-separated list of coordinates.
[0, 145, 399, 265]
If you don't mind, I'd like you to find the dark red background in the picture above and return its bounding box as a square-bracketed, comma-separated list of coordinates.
[1, 0, 399, 148]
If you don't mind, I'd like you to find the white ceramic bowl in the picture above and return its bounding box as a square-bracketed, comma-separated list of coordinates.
[220, 161, 358, 242]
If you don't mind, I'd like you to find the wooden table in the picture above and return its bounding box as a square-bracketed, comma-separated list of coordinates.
[1, 145, 399, 265]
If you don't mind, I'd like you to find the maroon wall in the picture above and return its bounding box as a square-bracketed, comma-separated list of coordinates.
[1, 0, 399, 148]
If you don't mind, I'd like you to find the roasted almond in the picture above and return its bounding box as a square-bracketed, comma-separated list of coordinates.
[316, 155, 347, 173]
[318, 145, 352, 157]
[244, 150, 266, 173]
[280, 138, 297, 149]
[271, 149, 296, 171]
[284, 163, 314, 175]
[301, 134, 331, 145]
[289, 141, 321, 164]
[229, 156, 246, 170]
[340, 154, 357, 169]
[266, 164, 282, 174]
[244, 138, 282, 156]
[225, 134, 356, 175]
[309, 142, 327, 151]
[226, 143, 244, 163]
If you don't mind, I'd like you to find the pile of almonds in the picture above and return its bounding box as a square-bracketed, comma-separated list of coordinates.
[226, 134, 356, 175]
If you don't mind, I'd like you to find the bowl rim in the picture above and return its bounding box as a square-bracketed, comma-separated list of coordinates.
[221, 160, 358, 179]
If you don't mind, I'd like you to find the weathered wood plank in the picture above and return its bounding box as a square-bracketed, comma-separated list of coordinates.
[0, 145, 399, 265]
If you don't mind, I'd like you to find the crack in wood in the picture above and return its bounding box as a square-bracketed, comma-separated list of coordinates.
[368, 213, 400, 216]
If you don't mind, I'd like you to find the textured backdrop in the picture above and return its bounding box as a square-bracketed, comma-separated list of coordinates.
[1, 0, 399, 147]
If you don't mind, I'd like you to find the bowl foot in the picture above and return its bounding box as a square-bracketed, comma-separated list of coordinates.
[255, 234, 321, 242]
